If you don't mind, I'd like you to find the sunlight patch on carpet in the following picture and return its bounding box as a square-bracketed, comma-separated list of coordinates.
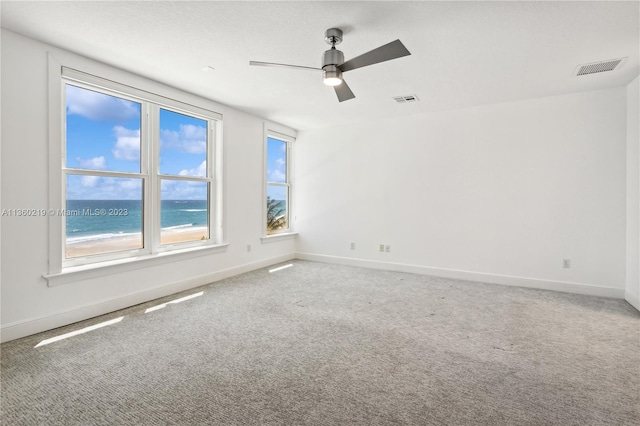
[269, 264, 293, 273]
[34, 317, 124, 348]
[144, 291, 204, 314]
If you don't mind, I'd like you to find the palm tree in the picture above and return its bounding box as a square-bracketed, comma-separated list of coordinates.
[266, 196, 287, 232]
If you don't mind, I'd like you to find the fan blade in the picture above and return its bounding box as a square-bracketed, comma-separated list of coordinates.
[334, 79, 355, 102]
[338, 40, 411, 73]
[249, 61, 321, 71]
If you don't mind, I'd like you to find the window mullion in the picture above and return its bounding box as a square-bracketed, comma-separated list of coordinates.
[157, 174, 212, 183]
[147, 104, 160, 253]
[63, 169, 149, 179]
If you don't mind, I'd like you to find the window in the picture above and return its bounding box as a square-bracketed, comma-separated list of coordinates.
[265, 133, 293, 235]
[65, 86, 144, 258]
[59, 68, 221, 268]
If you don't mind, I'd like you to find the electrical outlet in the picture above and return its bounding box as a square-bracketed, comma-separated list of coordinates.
[350, 242, 356, 250]
[385, 245, 390, 252]
[379, 244, 385, 252]
[562, 259, 571, 268]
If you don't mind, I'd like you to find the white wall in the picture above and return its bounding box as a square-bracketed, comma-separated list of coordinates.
[626, 75, 640, 310]
[295, 88, 628, 297]
[0, 30, 296, 342]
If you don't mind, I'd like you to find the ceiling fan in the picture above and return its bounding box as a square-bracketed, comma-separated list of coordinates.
[249, 28, 411, 102]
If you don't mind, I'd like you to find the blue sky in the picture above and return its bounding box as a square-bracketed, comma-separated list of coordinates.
[66, 85, 208, 200]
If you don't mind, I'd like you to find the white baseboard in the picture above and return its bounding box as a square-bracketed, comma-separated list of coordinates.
[625, 289, 640, 311]
[295, 252, 625, 299]
[1, 253, 295, 343]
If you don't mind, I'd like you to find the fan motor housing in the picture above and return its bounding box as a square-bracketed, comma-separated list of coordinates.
[322, 48, 344, 68]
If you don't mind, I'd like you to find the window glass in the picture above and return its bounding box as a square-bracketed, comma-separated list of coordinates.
[65, 175, 143, 258]
[266, 137, 287, 183]
[159, 109, 207, 177]
[266, 185, 288, 233]
[65, 85, 141, 173]
[160, 180, 209, 245]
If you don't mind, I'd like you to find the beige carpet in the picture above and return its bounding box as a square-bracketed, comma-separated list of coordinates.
[2, 260, 639, 425]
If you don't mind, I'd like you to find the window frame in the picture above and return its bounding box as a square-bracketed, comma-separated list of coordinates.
[263, 125, 295, 237]
[48, 60, 224, 277]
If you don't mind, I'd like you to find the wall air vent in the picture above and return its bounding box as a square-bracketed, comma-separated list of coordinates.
[393, 95, 420, 103]
[575, 57, 627, 76]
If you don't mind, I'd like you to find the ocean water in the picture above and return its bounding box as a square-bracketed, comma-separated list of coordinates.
[66, 200, 207, 243]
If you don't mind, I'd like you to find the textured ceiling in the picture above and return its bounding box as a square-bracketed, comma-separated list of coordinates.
[2, 1, 639, 130]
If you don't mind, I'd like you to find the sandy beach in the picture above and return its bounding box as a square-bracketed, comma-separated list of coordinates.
[65, 226, 209, 258]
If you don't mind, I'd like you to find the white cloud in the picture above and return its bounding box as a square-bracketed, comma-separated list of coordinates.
[80, 175, 100, 187]
[178, 161, 207, 177]
[120, 179, 142, 191]
[268, 169, 286, 182]
[67, 176, 142, 200]
[66, 85, 139, 122]
[76, 156, 107, 170]
[160, 124, 206, 154]
[268, 156, 286, 182]
[160, 180, 173, 191]
[112, 126, 140, 161]
[161, 179, 207, 200]
[90, 178, 141, 199]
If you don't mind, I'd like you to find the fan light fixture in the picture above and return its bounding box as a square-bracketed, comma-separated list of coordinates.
[324, 77, 342, 86]
[323, 66, 342, 86]
[323, 75, 342, 86]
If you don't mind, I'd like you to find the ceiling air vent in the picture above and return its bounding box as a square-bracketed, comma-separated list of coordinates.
[393, 95, 420, 103]
[575, 57, 627, 76]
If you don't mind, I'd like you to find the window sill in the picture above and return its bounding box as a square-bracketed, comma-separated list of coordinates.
[260, 232, 298, 244]
[43, 243, 229, 287]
